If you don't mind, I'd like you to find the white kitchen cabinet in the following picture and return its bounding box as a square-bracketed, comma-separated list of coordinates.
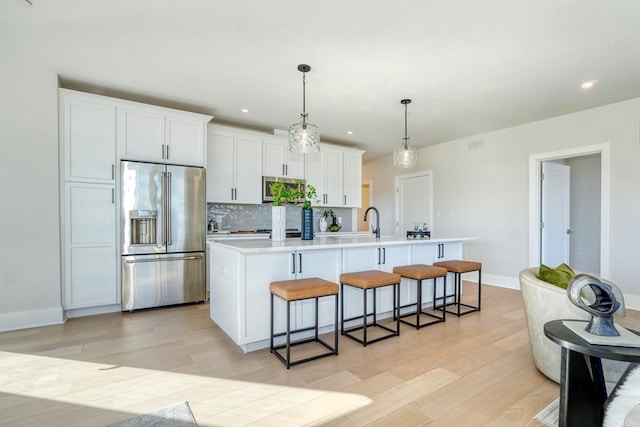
[341, 244, 411, 318]
[305, 144, 363, 207]
[262, 135, 305, 179]
[206, 126, 262, 204]
[118, 105, 210, 166]
[62, 182, 118, 309]
[342, 149, 363, 207]
[244, 248, 341, 343]
[59, 89, 116, 183]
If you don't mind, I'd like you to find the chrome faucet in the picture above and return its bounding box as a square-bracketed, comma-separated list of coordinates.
[364, 206, 380, 238]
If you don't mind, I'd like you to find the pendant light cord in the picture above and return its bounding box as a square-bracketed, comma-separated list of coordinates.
[301, 71, 307, 126]
[403, 101, 409, 148]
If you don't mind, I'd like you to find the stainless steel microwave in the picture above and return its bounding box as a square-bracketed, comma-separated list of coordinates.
[262, 176, 305, 203]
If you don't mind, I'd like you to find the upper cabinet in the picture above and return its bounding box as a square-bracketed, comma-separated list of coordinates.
[59, 89, 117, 183]
[262, 135, 305, 179]
[118, 106, 211, 167]
[306, 143, 364, 208]
[206, 125, 263, 204]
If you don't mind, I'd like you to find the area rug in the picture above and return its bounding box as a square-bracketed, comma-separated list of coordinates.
[534, 397, 559, 427]
[106, 401, 197, 427]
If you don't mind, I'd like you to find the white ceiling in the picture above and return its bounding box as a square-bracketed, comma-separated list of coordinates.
[3, 0, 640, 161]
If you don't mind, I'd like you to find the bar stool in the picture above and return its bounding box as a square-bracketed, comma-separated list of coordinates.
[393, 264, 448, 329]
[270, 277, 339, 368]
[340, 270, 401, 346]
[433, 260, 482, 317]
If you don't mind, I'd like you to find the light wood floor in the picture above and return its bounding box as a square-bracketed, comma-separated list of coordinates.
[2, 284, 633, 426]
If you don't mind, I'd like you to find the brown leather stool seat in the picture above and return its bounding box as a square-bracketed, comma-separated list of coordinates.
[340, 270, 401, 346]
[433, 260, 482, 317]
[393, 264, 448, 329]
[270, 277, 339, 368]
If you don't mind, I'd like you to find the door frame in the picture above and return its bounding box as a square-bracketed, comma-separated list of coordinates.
[394, 171, 433, 236]
[528, 143, 610, 276]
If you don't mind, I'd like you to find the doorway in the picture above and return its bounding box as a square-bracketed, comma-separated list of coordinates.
[529, 144, 609, 277]
[357, 181, 372, 232]
[394, 172, 433, 236]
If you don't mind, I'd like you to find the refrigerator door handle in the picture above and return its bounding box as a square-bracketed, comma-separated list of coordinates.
[161, 171, 167, 246]
[167, 171, 172, 245]
[125, 255, 204, 264]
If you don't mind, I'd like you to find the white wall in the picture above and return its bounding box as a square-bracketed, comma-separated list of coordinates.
[364, 98, 640, 308]
[0, 70, 64, 330]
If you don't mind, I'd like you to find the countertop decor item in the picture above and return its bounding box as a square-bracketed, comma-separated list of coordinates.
[394, 99, 418, 168]
[289, 64, 320, 154]
[567, 274, 621, 336]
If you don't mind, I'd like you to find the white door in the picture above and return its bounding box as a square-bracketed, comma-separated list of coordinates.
[541, 162, 571, 266]
[396, 174, 432, 236]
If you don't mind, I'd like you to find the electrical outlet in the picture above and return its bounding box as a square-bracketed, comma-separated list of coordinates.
[338, 217, 342, 224]
[216, 215, 223, 223]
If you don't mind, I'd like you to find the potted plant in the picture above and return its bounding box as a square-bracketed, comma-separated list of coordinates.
[269, 181, 295, 241]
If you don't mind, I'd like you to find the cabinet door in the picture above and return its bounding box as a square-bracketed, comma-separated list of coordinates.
[206, 130, 235, 202]
[118, 108, 165, 162]
[61, 96, 116, 183]
[285, 150, 305, 179]
[234, 134, 263, 204]
[379, 245, 411, 312]
[341, 246, 378, 320]
[262, 136, 305, 179]
[244, 252, 293, 342]
[324, 148, 344, 206]
[305, 151, 324, 201]
[296, 249, 341, 329]
[343, 150, 363, 207]
[166, 116, 205, 166]
[262, 137, 286, 177]
[63, 182, 117, 309]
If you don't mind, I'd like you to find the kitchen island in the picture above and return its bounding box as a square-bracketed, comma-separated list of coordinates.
[208, 236, 476, 352]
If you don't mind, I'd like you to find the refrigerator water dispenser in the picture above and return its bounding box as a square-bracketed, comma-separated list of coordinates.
[130, 210, 157, 245]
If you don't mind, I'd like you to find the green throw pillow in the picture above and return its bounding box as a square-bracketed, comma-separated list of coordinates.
[538, 263, 575, 289]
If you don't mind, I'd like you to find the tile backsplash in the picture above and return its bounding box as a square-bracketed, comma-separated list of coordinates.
[207, 203, 353, 232]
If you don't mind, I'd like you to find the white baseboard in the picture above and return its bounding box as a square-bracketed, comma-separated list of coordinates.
[0, 306, 64, 332]
[462, 272, 520, 290]
[65, 304, 121, 319]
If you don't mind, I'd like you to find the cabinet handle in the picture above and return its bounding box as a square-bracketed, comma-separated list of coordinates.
[298, 253, 302, 274]
[291, 253, 296, 274]
[161, 144, 165, 159]
[166, 144, 170, 159]
[111, 164, 115, 180]
[344, 195, 346, 205]
[382, 247, 386, 264]
[111, 188, 115, 204]
[377, 247, 381, 265]
[282, 164, 286, 176]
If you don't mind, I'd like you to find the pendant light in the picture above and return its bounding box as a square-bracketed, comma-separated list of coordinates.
[393, 99, 418, 168]
[289, 64, 320, 153]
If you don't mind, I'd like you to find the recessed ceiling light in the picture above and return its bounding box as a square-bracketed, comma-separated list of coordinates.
[241, 108, 249, 113]
[581, 80, 597, 89]
[347, 131, 353, 135]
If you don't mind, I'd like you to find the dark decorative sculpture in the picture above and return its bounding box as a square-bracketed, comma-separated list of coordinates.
[567, 274, 620, 336]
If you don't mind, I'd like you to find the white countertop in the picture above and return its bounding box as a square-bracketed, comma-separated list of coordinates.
[208, 235, 477, 254]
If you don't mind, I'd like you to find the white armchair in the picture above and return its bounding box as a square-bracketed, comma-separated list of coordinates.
[519, 267, 633, 387]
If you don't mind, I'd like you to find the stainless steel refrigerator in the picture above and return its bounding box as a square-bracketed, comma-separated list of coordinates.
[120, 160, 206, 311]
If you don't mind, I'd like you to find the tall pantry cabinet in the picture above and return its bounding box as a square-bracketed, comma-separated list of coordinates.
[59, 89, 212, 316]
[59, 90, 118, 311]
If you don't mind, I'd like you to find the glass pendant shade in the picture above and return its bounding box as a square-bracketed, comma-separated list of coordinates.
[394, 98, 418, 168]
[394, 143, 418, 168]
[289, 121, 320, 153]
[289, 64, 320, 153]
